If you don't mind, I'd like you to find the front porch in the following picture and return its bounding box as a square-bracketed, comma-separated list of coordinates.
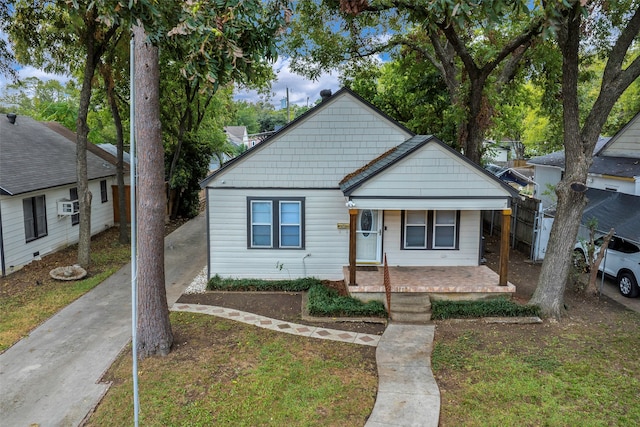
[343, 265, 516, 302]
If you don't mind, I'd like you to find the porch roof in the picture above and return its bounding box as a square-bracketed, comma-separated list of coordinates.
[346, 196, 511, 211]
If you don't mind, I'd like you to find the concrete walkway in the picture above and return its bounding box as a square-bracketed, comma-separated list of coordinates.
[365, 324, 440, 427]
[0, 214, 207, 427]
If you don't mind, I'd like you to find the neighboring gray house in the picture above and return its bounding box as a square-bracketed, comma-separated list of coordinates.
[528, 111, 640, 209]
[200, 88, 518, 301]
[527, 112, 640, 259]
[0, 114, 119, 276]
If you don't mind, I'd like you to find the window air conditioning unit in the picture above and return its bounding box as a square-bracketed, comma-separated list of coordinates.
[57, 200, 79, 215]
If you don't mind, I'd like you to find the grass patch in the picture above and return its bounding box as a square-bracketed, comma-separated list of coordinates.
[434, 310, 640, 426]
[306, 285, 387, 318]
[207, 275, 320, 292]
[431, 297, 540, 320]
[86, 312, 378, 426]
[0, 229, 130, 351]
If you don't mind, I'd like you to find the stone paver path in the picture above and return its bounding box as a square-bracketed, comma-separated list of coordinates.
[171, 303, 381, 346]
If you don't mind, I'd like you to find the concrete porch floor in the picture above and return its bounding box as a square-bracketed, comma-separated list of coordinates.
[343, 265, 515, 301]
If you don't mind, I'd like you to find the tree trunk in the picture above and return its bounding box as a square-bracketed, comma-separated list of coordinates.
[101, 63, 129, 244]
[134, 24, 173, 358]
[76, 25, 98, 269]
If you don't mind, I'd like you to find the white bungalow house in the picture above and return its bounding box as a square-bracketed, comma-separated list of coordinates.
[200, 88, 519, 304]
[0, 114, 122, 276]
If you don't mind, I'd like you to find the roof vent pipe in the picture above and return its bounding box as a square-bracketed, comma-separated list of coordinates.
[6, 113, 17, 125]
[320, 89, 332, 101]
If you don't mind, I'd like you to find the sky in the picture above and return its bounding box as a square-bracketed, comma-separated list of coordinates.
[0, 46, 342, 110]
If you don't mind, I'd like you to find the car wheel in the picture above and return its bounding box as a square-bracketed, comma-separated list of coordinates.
[618, 272, 639, 298]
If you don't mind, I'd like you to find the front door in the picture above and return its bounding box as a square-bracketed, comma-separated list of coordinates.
[356, 209, 382, 263]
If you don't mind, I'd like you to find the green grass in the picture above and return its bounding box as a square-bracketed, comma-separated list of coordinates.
[87, 312, 378, 427]
[0, 231, 130, 351]
[433, 311, 640, 426]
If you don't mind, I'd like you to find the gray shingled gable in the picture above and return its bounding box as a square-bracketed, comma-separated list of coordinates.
[0, 115, 116, 196]
[527, 136, 640, 178]
[340, 135, 521, 197]
[199, 87, 415, 188]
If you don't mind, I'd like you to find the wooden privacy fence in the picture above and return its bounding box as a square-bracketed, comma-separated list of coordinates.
[483, 196, 541, 259]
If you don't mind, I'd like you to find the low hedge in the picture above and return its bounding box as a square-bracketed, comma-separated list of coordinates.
[306, 284, 387, 318]
[207, 275, 320, 292]
[431, 297, 540, 320]
[206, 276, 387, 318]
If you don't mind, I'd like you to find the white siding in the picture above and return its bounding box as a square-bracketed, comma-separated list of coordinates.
[350, 143, 513, 204]
[602, 114, 640, 158]
[207, 93, 412, 189]
[589, 175, 639, 196]
[532, 165, 562, 209]
[207, 188, 350, 280]
[382, 210, 481, 267]
[207, 188, 483, 280]
[0, 178, 115, 275]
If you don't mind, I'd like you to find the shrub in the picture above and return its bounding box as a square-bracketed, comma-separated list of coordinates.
[306, 284, 387, 318]
[207, 275, 321, 292]
[431, 297, 540, 320]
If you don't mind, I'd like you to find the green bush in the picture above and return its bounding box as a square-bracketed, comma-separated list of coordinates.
[431, 297, 540, 320]
[207, 275, 321, 292]
[306, 284, 387, 318]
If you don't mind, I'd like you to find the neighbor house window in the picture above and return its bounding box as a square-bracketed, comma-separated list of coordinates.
[23, 195, 48, 242]
[248, 197, 304, 249]
[70, 187, 79, 226]
[402, 210, 460, 250]
[100, 180, 108, 203]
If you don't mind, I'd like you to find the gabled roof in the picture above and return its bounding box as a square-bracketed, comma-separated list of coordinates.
[0, 115, 117, 196]
[223, 126, 247, 146]
[581, 188, 640, 244]
[200, 87, 414, 187]
[527, 136, 611, 168]
[597, 111, 640, 158]
[528, 112, 640, 179]
[340, 135, 521, 198]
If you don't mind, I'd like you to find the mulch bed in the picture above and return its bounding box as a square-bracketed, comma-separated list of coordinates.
[176, 291, 387, 335]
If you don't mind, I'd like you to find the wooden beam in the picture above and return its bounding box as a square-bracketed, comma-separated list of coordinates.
[349, 208, 357, 286]
[499, 208, 512, 286]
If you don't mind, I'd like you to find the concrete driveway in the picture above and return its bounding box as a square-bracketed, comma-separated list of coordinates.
[0, 213, 206, 427]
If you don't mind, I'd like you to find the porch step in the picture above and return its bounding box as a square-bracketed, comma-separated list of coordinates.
[388, 293, 432, 323]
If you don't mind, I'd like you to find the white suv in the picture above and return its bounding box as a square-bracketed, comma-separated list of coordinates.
[574, 236, 640, 298]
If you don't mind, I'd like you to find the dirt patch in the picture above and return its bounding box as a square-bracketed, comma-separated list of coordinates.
[177, 291, 387, 335]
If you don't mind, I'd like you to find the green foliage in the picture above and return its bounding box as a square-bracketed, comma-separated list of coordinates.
[207, 275, 321, 292]
[206, 276, 386, 317]
[431, 297, 540, 320]
[306, 285, 387, 318]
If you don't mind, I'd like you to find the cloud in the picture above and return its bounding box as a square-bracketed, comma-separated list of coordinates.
[234, 57, 341, 108]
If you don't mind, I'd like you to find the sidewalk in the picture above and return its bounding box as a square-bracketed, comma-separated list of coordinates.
[0, 214, 207, 427]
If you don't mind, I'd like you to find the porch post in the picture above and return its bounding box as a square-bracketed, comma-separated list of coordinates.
[499, 208, 512, 286]
[349, 208, 357, 286]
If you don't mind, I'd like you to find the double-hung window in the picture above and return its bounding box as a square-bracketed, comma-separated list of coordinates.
[23, 195, 48, 242]
[248, 197, 304, 249]
[404, 210, 427, 249]
[70, 187, 80, 226]
[433, 210, 457, 249]
[402, 210, 459, 250]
